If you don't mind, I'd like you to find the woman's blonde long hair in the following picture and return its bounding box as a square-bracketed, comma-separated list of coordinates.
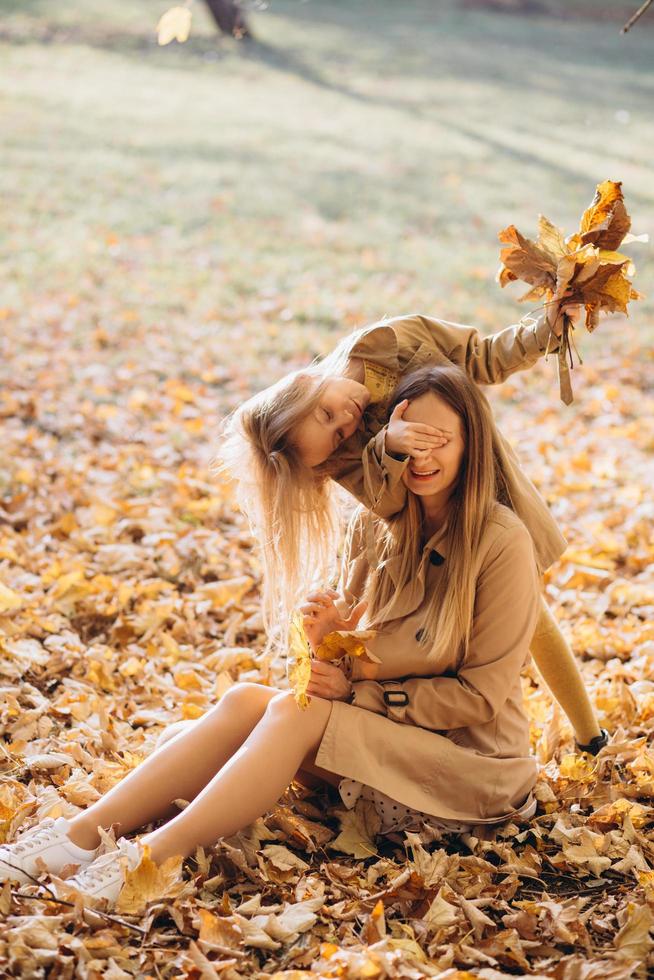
[214, 335, 358, 646]
[364, 365, 511, 658]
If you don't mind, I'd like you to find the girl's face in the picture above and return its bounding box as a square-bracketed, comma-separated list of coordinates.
[293, 375, 371, 467]
[401, 392, 465, 500]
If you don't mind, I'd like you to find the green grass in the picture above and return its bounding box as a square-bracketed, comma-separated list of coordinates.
[1, 0, 652, 386]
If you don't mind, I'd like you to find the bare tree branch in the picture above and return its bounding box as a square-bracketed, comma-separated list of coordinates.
[621, 0, 653, 33]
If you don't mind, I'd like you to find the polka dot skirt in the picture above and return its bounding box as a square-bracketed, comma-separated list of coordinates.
[338, 777, 474, 838]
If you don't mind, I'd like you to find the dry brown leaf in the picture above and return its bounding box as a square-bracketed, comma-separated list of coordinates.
[115, 844, 185, 913]
[329, 801, 380, 859]
[614, 903, 654, 961]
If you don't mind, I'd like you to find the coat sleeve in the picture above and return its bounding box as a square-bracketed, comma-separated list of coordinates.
[331, 427, 409, 520]
[331, 310, 557, 517]
[413, 311, 559, 386]
[350, 522, 541, 730]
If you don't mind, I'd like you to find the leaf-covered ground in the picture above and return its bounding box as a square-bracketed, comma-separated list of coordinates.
[1, 1, 654, 977]
[3, 298, 653, 979]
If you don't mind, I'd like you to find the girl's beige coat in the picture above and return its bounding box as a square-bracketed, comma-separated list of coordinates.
[331, 311, 566, 573]
[315, 503, 541, 824]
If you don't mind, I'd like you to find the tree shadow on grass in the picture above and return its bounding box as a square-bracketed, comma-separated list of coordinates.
[2, 3, 652, 106]
[2, 4, 653, 208]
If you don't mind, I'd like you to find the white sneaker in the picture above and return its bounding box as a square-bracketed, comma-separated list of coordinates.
[0, 816, 99, 885]
[64, 837, 145, 906]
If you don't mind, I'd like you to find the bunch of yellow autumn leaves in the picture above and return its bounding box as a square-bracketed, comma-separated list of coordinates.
[497, 179, 646, 403]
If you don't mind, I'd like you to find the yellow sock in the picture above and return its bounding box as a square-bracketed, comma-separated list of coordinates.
[529, 597, 601, 746]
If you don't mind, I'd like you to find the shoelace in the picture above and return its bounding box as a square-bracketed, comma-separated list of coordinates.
[9, 819, 58, 855]
[77, 840, 139, 888]
[77, 854, 121, 888]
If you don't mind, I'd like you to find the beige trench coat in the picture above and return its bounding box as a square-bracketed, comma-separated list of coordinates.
[314, 503, 541, 824]
[329, 312, 566, 573]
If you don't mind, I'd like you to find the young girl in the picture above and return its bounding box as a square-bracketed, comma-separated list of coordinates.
[220, 303, 607, 755]
[1, 366, 545, 905]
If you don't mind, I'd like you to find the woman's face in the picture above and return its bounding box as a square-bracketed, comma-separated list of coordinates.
[293, 375, 371, 467]
[401, 392, 465, 500]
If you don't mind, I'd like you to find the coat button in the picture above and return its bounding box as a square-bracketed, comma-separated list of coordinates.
[429, 550, 445, 566]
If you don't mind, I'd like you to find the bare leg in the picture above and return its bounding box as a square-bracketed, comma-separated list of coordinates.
[66, 682, 281, 850]
[141, 692, 335, 864]
[150, 719, 341, 791]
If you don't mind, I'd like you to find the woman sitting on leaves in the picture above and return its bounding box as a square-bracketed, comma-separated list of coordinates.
[2, 365, 554, 905]
[220, 301, 607, 757]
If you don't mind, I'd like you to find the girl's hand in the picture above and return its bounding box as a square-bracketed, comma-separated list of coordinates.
[306, 659, 353, 701]
[299, 590, 367, 652]
[547, 296, 583, 339]
[386, 400, 451, 459]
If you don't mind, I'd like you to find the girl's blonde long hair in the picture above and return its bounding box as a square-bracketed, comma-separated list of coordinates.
[363, 365, 511, 658]
[214, 335, 358, 646]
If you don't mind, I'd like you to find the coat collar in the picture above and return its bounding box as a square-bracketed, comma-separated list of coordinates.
[380, 518, 449, 618]
[349, 321, 399, 372]
[422, 519, 449, 561]
[348, 316, 451, 377]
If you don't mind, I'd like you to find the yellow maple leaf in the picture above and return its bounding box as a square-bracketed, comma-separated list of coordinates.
[537, 214, 567, 260]
[637, 870, 654, 902]
[579, 179, 631, 249]
[614, 904, 654, 961]
[174, 669, 203, 691]
[92, 503, 118, 526]
[49, 569, 86, 599]
[156, 5, 192, 46]
[589, 798, 650, 830]
[115, 843, 184, 913]
[329, 800, 380, 858]
[0, 796, 20, 845]
[198, 907, 243, 948]
[182, 700, 205, 719]
[559, 753, 598, 781]
[167, 380, 196, 403]
[193, 576, 253, 609]
[0, 582, 22, 614]
[315, 629, 377, 662]
[86, 659, 117, 692]
[288, 612, 312, 709]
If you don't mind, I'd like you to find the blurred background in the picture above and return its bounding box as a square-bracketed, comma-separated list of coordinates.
[1, 0, 652, 400]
